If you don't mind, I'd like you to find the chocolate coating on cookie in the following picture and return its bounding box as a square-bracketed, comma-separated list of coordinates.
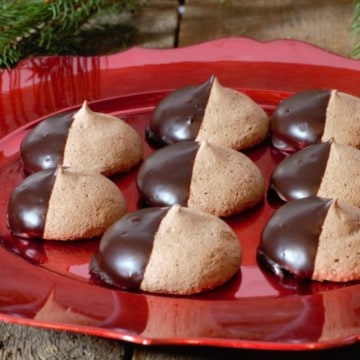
[7, 168, 57, 238]
[146, 77, 214, 146]
[271, 90, 331, 152]
[258, 197, 332, 279]
[137, 141, 200, 206]
[270, 141, 331, 201]
[21, 111, 74, 175]
[90, 207, 169, 290]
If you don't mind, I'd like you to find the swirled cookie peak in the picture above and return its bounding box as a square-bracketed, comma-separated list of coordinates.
[196, 77, 269, 150]
[63, 101, 143, 176]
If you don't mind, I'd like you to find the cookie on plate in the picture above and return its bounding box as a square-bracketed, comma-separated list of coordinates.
[258, 196, 360, 282]
[146, 75, 269, 150]
[270, 89, 360, 152]
[136, 140, 265, 217]
[7, 166, 126, 240]
[21, 101, 143, 176]
[270, 140, 360, 207]
[90, 205, 242, 295]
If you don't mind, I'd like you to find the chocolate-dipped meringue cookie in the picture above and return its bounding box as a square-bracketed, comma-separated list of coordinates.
[21, 101, 143, 176]
[258, 197, 360, 282]
[271, 89, 360, 152]
[270, 140, 360, 207]
[136, 141, 265, 217]
[7, 166, 126, 240]
[146, 76, 269, 150]
[90, 205, 242, 295]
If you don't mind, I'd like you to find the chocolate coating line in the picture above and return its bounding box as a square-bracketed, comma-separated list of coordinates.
[270, 141, 331, 201]
[146, 76, 214, 147]
[270, 89, 331, 152]
[90, 207, 169, 290]
[258, 197, 332, 279]
[7, 168, 57, 238]
[136, 141, 200, 207]
[21, 111, 74, 174]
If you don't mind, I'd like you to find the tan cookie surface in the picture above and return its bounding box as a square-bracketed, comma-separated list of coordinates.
[196, 77, 269, 150]
[188, 141, 265, 217]
[44, 166, 126, 240]
[140, 205, 241, 295]
[314, 199, 360, 282]
[63, 102, 143, 176]
[318, 142, 360, 207]
[323, 90, 360, 149]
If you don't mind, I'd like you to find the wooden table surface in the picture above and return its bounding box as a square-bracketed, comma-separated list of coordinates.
[1, 1, 359, 359]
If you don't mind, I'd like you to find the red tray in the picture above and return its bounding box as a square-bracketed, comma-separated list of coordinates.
[0, 38, 359, 350]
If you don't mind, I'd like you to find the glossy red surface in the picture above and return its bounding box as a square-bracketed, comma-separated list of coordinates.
[0, 38, 360, 350]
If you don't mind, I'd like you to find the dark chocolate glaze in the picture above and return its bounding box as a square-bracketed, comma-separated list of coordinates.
[21, 111, 74, 174]
[89, 207, 170, 290]
[136, 141, 200, 207]
[258, 197, 332, 279]
[270, 141, 331, 201]
[146, 76, 214, 147]
[7, 168, 57, 238]
[270, 89, 332, 152]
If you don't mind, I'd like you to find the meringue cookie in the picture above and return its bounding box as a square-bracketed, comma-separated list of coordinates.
[7, 166, 126, 240]
[146, 76, 269, 150]
[270, 140, 360, 208]
[90, 205, 242, 295]
[136, 141, 265, 217]
[271, 89, 360, 152]
[21, 101, 143, 176]
[258, 196, 360, 282]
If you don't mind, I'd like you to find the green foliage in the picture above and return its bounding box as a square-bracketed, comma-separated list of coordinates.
[0, 0, 147, 68]
[352, 0, 360, 58]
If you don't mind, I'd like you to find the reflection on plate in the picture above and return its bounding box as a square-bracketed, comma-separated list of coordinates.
[0, 38, 359, 350]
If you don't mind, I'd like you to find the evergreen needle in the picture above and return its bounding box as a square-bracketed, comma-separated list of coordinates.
[0, 0, 146, 68]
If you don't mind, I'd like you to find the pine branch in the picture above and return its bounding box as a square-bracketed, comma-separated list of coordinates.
[0, 0, 147, 68]
[351, 0, 360, 58]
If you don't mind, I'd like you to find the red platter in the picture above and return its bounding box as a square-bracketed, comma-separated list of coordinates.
[0, 38, 359, 350]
